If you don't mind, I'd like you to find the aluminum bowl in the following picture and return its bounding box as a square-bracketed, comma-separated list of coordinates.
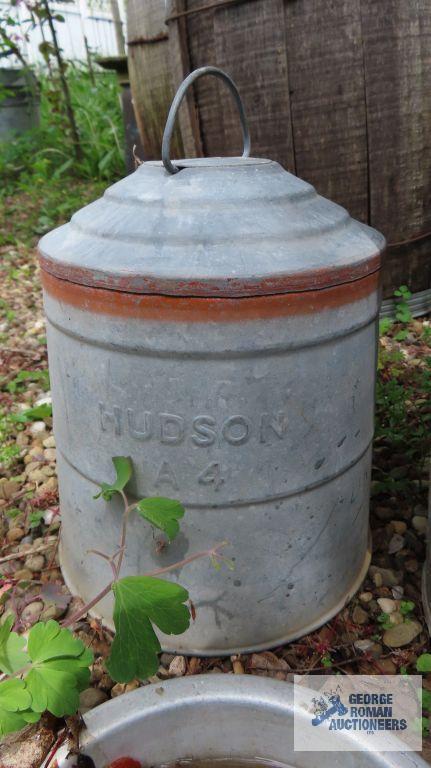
[58, 675, 429, 768]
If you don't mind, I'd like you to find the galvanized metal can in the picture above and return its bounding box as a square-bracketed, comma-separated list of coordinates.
[58, 675, 429, 767]
[38, 68, 385, 654]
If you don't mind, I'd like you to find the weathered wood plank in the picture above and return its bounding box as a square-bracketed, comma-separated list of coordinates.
[284, 0, 368, 223]
[361, 0, 431, 294]
[211, 0, 295, 170]
[186, 0, 294, 167]
[127, 0, 183, 159]
[166, 0, 203, 159]
[187, 0, 226, 156]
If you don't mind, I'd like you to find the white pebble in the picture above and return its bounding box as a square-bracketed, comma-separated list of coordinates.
[377, 598, 397, 614]
[29, 421, 47, 437]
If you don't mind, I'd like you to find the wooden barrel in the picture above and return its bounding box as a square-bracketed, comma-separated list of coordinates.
[127, 0, 431, 306]
[127, 0, 184, 160]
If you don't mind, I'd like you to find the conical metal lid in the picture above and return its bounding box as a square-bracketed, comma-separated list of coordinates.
[39, 68, 384, 298]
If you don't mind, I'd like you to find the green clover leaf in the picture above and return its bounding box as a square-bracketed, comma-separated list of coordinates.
[0, 707, 40, 737]
[94, 456, 133, 501]
[107, 576, 190, 683]
[24, 620, 93, 717]
[0, 679, 31, 712]
[0, 679, 40, 738]
[0, 615, 29, 674]
[136, 497, 185, 541]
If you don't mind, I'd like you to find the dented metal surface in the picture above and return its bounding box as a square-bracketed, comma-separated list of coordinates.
[39, 123, 384, 653]
[45, 277, 377, 652]
[58, 676, 429, 768]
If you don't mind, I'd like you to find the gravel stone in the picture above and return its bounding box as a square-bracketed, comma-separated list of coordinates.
[369, 566, 401, 587]
[7, 527, 24, 543]
[388, 534, 405, 554]
[374, 506, 393, 521]
[21, 601, 43, 625]
[168, 655, 187, 677]
[110, 683, 126, 698]
[354, 639, 374, 653]
[405, 559, 419, 573]
[27, 469, 47, 483]
[377, 659, 397, 674]
[79, 687, 108, 714]
[412, 516, 427, 536]
[352, 606, 369, 625]
[0, 480, 19, 500]
[14, 568, 33, 581]
[39, 603, 64, 621]
[25, 462, 41, 475]
[24, 554, 45, 572]
[29, 421, 47, 437]
[391, 521, 407, 535]
[383, 620, 422, 648]
[388, 611, 403, 626]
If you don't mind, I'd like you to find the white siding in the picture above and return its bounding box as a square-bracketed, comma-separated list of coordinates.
[1, 0, 126, 65]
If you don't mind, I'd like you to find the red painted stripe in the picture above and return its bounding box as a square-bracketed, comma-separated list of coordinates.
[42, 270, 380, 322]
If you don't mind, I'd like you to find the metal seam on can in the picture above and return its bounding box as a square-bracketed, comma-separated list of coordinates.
[39, 255, 381, 296]
[41, 269, 380, 319]
[44, 313, 379, 358]
[57, 438, 373, 509]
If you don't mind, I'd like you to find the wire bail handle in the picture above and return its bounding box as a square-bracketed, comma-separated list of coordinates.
[162, 66, 251, 175]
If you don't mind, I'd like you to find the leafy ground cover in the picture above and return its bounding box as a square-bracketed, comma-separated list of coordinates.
[0, 183, 430, 764]
[0, 66, 124, 199]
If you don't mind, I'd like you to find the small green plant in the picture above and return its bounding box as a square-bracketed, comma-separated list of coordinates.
[416, 654, 431, 736]
[392, 285, 412, 340]
[10, 403, 52, 423]
[0, 456, 228, 735]
[377, 601, 416, 635]
[399, 600, 415, 618]
[377, 612, 393, 630]
[0, 67, 124, 203]
[28, 510, 45, 529]
[0, 616, 92, 736]
[374, 315, 431, 500]
[394, 285, 412, 324]
[417, 654, 431, 673]
[5, 370, 50, 395]
[5, 508, 21, 520]
[379, 317, 393, 336]
[0, 412, 20, 470]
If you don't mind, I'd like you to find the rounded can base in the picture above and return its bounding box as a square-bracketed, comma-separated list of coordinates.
[59, 532, 371, 657]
